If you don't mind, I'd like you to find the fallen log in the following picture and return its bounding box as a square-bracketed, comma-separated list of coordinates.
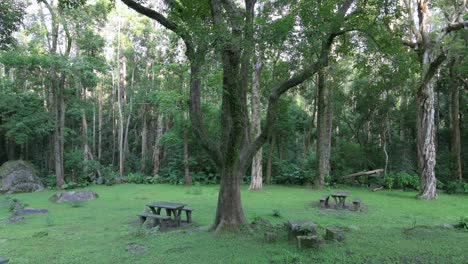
[372, 186, 383, 192]
[342, 169, 384, 179]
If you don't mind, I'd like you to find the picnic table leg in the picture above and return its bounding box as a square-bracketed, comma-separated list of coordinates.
[165, 208, 172, 217]
[332, 196, 338, 207]
[175, 209, 182, 227]
[156, 208, 161, 215]
[149, 206, 157, 214]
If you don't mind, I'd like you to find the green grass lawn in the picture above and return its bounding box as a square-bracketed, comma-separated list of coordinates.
[1, 184, 467, 264]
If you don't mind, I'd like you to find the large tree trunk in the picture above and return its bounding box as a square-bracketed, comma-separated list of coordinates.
[212, 166, 248, 233]
[266, 133, 275, 185]
[416, 50, 442, 200]
[249, 48, 263, 191]
[183, 129, 192, 185]
[152, 113, 164, 176]
[53, 80, 65, 187]
[417, 80, 437, 199]
[450, 60, 462, 181]
[314, 70, 332, 189]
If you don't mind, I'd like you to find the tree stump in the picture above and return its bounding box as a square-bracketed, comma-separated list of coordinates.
[297, 235, 323, 249]
[325, 226, 345, 242]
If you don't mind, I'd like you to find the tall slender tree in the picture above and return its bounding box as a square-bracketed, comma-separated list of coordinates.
[401, 0, 467, 199]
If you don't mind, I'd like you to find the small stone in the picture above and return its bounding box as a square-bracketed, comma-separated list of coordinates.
[264, 231, 278, 243]
[251, 218, 271, 229]
[0, 257, 9, 263]
[325, 226, 345, 242]
[347, 225, 360, 231]
[8, 215, 24, 223]
[32, 231, 48, 238]
[440, 223, 455, 229]
[297, 235, 323, 249]
[126, 243, 146, 254]
[19, 208, 49, 215]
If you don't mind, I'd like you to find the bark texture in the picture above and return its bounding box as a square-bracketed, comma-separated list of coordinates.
[314, 70, 332, 189]
[152, 114, 164, 176]
[249, 48, 263, 191]
[450, 60, 462, 181]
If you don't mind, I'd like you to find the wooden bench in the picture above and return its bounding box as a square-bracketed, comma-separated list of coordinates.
[137, 213, 171, 227]
[319, 195, 330, 207]
[352, 198, 361, 211]
[182, 207, 193, 223]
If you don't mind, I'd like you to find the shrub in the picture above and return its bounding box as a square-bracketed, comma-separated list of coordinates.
[445, 181, 468, 194]
[384, 176, 394, 190]
[386, 172, 419, 190]
[273, 159, 309, 185]
[127, 172, 146, 184]
[457, 216, 468, 231]
[61, 181, 78, 190]
[272, 209, 282, 218]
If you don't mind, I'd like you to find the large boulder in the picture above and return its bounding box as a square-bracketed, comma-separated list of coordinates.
[0, 160, 44, 194]
[49, 190, 99, 203]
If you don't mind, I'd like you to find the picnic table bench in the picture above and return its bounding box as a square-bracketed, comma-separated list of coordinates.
[353, 197, 361, 210]
[319, 195, 330, 207]
[137, 212, 171, 227]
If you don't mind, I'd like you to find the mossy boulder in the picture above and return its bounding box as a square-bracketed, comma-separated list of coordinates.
[49, 191, 99, 203]
[0, 160, 44, 194]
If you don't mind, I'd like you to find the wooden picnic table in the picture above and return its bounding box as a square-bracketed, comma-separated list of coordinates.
[147, 201, 186, 227]
[330, 191, 349, 208]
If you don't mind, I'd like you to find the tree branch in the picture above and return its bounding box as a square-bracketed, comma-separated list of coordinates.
[419, 52, 446, 93]
[239, 0, 356, 171]
[435, 20, 468, 44]
[121, 0, 195, 58]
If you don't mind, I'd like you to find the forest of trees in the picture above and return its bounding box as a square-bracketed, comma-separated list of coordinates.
[0, 0, 466, 230]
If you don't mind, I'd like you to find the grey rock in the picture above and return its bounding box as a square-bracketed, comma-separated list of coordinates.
[297, 235, 323, 249]
[19, 208, 49, 215]
[0, 257, 9, 263]
[264, 231, 278, 243]
[251, 218, 272, 229]
[8, 215, 24, 223]
[0, 160, 44, 194]
[347, 225, 360, 231]
[440, 223, 455, 229]
[325, 226, 345, 242]
[49, 191, 99, 203]
[126, 243, 146, 253]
